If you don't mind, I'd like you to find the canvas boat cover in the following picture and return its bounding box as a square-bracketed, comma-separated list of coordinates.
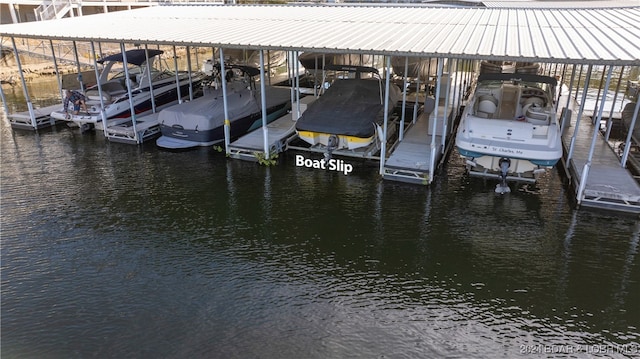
[158, 83, 290, 132]
[295, 79, 401, 138]
[298, 53, 374, 71]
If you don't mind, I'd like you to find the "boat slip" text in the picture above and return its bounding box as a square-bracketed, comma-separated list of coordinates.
[295, 154, 353, 175]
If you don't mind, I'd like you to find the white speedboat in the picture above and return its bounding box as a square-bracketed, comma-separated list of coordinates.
[455, 72, 562, 193]
[156, 64, 291, 149]
[51, 49, 202, 132]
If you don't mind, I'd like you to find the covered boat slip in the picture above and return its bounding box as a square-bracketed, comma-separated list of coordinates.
[560, 94, 640, 214]
[6, 104, 63, 130]
[104, 112, 162, 145]
[228, 95, 316, 161]
[382, 98, 452, 185]
[382, 66, 468, 185]
[382, 111, 442, 185]
[2, 3, 640, 214]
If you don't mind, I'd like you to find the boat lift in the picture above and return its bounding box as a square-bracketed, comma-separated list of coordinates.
[4, 37, 61, 130]
[382, 57, 472, 185]
[223, 50, 311, 162]
[560, 64, 640, 213]
[3, 37, 201, 145]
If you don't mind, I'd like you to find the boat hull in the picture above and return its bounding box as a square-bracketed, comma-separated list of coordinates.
[297, 131, 377, 151]
[50, 76, 201, 129]
[456, 117, 562, 180]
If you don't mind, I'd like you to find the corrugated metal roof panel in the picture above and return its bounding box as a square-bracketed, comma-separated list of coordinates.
[483, 1, 640, 9]
[0, 4, 638, 65]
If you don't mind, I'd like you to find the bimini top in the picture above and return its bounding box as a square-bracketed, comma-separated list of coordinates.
[1, 4, 639, 66]
[97, 49, 164, 66]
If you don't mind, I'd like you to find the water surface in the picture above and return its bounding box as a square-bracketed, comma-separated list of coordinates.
[1, 83, 639, 358]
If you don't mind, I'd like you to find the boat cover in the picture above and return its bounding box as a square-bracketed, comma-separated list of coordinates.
[158, 84, 290, 131]
[298, 53, 373, 71]
[295, 79, 401, 138]
[158, 86, 259, 132]
[391, 57, 438, 78]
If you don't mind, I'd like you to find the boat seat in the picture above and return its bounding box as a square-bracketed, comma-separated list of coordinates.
[523, 102, 550, 125]
[476, 95, 497, 118]
[522, 96, 545, 108]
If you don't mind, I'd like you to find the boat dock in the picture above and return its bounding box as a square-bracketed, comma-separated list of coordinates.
[2, 4, 639, 216]
[382, 98, 451, 185]
[105, 112, 162, 145]
[561, 99, 640, 213]
[7, 104, 62, 130]
[228, 95, 316, 161]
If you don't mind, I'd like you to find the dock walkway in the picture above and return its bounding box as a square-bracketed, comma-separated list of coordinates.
[382, 97, 452, 185]
[7, 104, 62, 130]
[382, 111, 442, 184]
[561, 99, 640, 213]
[228, 96, 316, 161]
[105, 112, 161, 144]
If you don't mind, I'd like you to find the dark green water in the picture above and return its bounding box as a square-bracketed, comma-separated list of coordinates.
[1, 82, 640, 358]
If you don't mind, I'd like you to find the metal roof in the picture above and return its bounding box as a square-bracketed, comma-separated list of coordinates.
[482, 1, 640, 8]
[1, 4, 639, 65]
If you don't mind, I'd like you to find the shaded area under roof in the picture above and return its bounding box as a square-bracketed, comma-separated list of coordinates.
[1, 4, 639, 65]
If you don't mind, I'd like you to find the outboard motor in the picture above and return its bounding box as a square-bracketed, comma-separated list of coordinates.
[496, 157, 511, 194]
[324, 134, 339, 163]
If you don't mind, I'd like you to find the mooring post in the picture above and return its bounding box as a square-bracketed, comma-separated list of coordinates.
[220, 48, 231, 156]
[89, 42, 108, 137]
[379, 56, 392, 176]
[120, 43, 139, 143]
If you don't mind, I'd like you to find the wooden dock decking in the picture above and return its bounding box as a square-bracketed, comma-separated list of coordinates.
[561, 100, 640, 214]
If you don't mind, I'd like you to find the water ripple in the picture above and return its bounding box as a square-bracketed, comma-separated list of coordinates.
[2, 117, 639, 358]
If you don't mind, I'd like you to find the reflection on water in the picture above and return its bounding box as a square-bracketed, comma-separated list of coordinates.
[2, 76, 62, 113]
[2, 90, 640, 357]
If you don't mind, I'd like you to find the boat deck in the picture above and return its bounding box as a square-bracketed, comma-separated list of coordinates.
[228, 96, 316, 161]
[8, 104, 62, 130]
[561, 98, 640, 213]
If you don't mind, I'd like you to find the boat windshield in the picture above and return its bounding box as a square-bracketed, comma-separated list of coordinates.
[478, 78, 555, 104]
[108, 64, 168, 80]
